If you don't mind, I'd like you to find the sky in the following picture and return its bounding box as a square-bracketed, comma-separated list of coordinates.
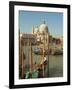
[19, 10, 63, 37]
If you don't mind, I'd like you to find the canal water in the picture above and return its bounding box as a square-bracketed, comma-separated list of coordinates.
[24, 46, 63, 78]
[48, 55, 63, 77]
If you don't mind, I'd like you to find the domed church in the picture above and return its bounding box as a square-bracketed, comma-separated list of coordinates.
[32, 20, 50, 45]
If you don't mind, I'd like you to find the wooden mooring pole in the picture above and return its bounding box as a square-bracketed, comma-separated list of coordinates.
[29, 39, 33, 78]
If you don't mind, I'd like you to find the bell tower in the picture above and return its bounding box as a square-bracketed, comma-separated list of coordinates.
[32, 25, 34, 34]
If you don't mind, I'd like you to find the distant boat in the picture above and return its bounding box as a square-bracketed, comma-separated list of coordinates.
[33, 48, 49, 55]
[51, 49, 63, 55]
[33, 48, 63, 55]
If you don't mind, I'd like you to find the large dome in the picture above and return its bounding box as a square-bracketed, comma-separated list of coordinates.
[39, 22, 48, 34]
